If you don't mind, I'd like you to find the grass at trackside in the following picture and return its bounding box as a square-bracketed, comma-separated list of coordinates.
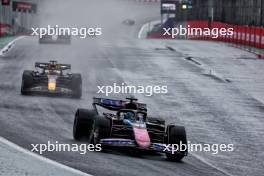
[0, 36, 16, 50]
[231, 43, 264, 55]
[242, 45, 264, 54]
[255, 48, 264, 54]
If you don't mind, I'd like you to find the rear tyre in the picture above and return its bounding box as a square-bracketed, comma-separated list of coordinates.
[71, 74, 82, 99]
[21, 70, 33, 95]
[165, 125, 188, 162]
[73, 109, 96, 142]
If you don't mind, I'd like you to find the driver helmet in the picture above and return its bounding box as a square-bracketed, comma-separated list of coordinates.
[124, 111, 135, 121]
[137, 113, 144, 122]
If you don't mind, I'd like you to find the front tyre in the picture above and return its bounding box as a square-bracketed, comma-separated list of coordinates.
[71, 74, 82, 99]
[73, 109, 96, 142]
[21, 70, 33, 95]
[165, 125, 188, 162]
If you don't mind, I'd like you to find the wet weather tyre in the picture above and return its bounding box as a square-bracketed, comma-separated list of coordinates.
[71, 74, 82, 99]
[73, 109, 96, 141]
[21, 70, 33, 95]
[165, 125, 188, 162]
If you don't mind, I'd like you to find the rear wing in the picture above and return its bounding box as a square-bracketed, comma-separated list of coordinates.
[93, 97, 147, 112]
[35, 62, 71, 70]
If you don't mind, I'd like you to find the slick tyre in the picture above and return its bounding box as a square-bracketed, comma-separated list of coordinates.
[165, 125, 188, 162]
[73, 109, 96, 142]
[21, 70, 33, 95]
[71, 74, 82, 99]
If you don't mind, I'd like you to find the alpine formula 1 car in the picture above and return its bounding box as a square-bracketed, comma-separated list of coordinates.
[73, 97, 188, 161]
[21, 60, 82, 98]
[39, 34, 71, 44]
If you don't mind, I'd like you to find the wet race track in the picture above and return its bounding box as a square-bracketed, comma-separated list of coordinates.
[0, 0, 264, 176]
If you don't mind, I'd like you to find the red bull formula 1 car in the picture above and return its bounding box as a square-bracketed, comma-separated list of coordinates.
[73, 97, 188, 161]
[21, 61, 82, 98]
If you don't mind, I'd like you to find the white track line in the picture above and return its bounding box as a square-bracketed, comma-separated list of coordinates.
[0, 35, 92, 175]
[190, 153, 234, 176]
[0, 137, 92, 176]
[138, 22, 150, 39]
[0, 36, 25, 56]
[138, 20, 162, 39]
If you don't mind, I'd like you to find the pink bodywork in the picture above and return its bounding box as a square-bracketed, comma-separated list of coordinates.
[133, 126, 151, 149]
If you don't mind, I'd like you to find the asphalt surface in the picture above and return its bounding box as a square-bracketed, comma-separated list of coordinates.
[0, 137, 90, 176]
[0, 0, 264, 176]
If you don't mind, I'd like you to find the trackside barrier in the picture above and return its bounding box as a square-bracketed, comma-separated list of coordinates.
[0, 23, 12, 37]
[147, 20, 264, 50]
[261, 29, 264, 49]
[148, 20, 264, 52]
[188, 21, 264, 58]
[256, 28, 261, 48]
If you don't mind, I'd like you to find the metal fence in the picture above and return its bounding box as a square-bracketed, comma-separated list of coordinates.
[0, 0, 40, 35]
[175, 0, 264, 27]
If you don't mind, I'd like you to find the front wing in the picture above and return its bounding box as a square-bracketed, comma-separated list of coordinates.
[23, 85, 73, 96]
[100, 138, 187, 155]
